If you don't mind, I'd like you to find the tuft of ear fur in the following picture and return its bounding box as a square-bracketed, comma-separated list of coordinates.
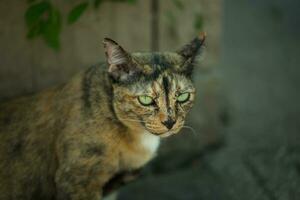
[176, 32, 206, 76]
[103, 38, 129, 66]
[177, 32, 206, 60]
[103, 38, 141, 83]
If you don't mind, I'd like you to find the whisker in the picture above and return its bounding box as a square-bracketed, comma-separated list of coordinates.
[182, 125, 197, 136]
[146, 124, 160, 128]
[146, 126, 162, 130]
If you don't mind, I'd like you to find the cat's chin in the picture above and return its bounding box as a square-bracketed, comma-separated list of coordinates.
[158, 132, 174, 138]
[145, 129, 170, 137]
[146, 129, 179, 138]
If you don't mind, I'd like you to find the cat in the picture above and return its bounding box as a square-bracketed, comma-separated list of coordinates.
[0, 33, 205, 200]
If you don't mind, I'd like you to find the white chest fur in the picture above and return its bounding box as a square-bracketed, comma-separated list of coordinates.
[120, 131, 160, 170]
[140, 131, 160, 154]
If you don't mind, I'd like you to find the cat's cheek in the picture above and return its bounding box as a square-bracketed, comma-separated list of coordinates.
[135, 109, 154, 118]
[182, 102, 194, 112]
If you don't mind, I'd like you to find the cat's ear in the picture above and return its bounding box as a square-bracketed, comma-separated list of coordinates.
[176, 32, 206, 76]
[103, 38, 140, 82]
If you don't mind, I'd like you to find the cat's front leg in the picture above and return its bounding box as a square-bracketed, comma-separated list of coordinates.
[54, 137, 116, 200]
[103, 169, 142, 196]
[56, 185, 101, 200]
[55, 163, 112, 200]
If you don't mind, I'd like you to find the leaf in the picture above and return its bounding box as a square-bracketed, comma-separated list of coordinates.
[94, 0, 103, 8]
[42, 7, 62, 50]
[194, 13, 204, 31]
[25, 1, 51, 26]
[172, 0, 184, 10]
[27, 0, 37, 4]
[68, 2, 89, 25]
[26, 20, 45, 39]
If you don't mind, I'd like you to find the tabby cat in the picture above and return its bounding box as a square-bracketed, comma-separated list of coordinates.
[0, 33, 205, 200]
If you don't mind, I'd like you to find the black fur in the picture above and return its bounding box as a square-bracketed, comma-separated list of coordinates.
[81, 67, 94, 114]
[162, 76, 170, 108]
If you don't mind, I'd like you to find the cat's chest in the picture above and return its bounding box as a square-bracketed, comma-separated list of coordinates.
[140, 131, 160, 154]
[120, 131, 160, 170]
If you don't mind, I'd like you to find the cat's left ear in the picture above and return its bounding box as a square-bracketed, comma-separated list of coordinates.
[103, 38, 140, 82]
[176, 32, 206, 76]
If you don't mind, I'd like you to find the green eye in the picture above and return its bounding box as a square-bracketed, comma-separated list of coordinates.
[138, 95, 154, 106]
[177, 93, 190, 103]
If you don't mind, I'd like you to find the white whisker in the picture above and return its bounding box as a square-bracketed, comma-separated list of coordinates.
[182, 125, 197, 136]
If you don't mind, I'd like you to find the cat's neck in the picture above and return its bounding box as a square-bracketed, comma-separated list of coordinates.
[81, 64, 119, 121]
[139, 130, 160, 154]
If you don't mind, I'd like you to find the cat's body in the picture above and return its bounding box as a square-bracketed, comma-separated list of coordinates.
[0, 65, 159, 199]
[0, 34, 205, 200]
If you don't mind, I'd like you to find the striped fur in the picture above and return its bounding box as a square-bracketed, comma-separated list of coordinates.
[0, 34, 205, 200]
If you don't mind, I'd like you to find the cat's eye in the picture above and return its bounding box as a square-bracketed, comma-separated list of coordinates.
[138, 95, 155, 106]
[177, 92, 190, 103]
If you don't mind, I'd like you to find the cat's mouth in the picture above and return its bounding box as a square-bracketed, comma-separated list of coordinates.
[139, 118, 183, 137]
[145, 127, 181, 137]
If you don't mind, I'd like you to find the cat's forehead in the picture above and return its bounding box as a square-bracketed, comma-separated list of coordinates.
[128, 72, 194, 95]
[130, 52, 188, 81]
[115, 52, 195, 94]
[151, 73, 194, 92]
[131, 52, 184, 68]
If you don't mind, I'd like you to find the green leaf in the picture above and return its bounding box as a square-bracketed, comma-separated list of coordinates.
[68, 2, 89, 25]
[94, 0, 103, 8]
[172, 0, 184, 10]
[25, 1, 51, 26]
[42, 8, 62, 50]
[27, 0, 37, 4]
[194, 13, 204, 31]
[26, 20, 45, 39]
[25, 1, 51, 40]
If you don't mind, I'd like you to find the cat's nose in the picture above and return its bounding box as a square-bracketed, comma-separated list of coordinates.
[161, 118, 176, 130]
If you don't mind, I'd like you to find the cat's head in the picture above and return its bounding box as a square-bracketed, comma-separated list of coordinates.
[103, 34, 205, 137]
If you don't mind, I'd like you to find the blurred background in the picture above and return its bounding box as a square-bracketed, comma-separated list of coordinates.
[0, 0, 299, 199]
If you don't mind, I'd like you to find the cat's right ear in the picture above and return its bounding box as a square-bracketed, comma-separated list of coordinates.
[103, 38, 140, 83]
